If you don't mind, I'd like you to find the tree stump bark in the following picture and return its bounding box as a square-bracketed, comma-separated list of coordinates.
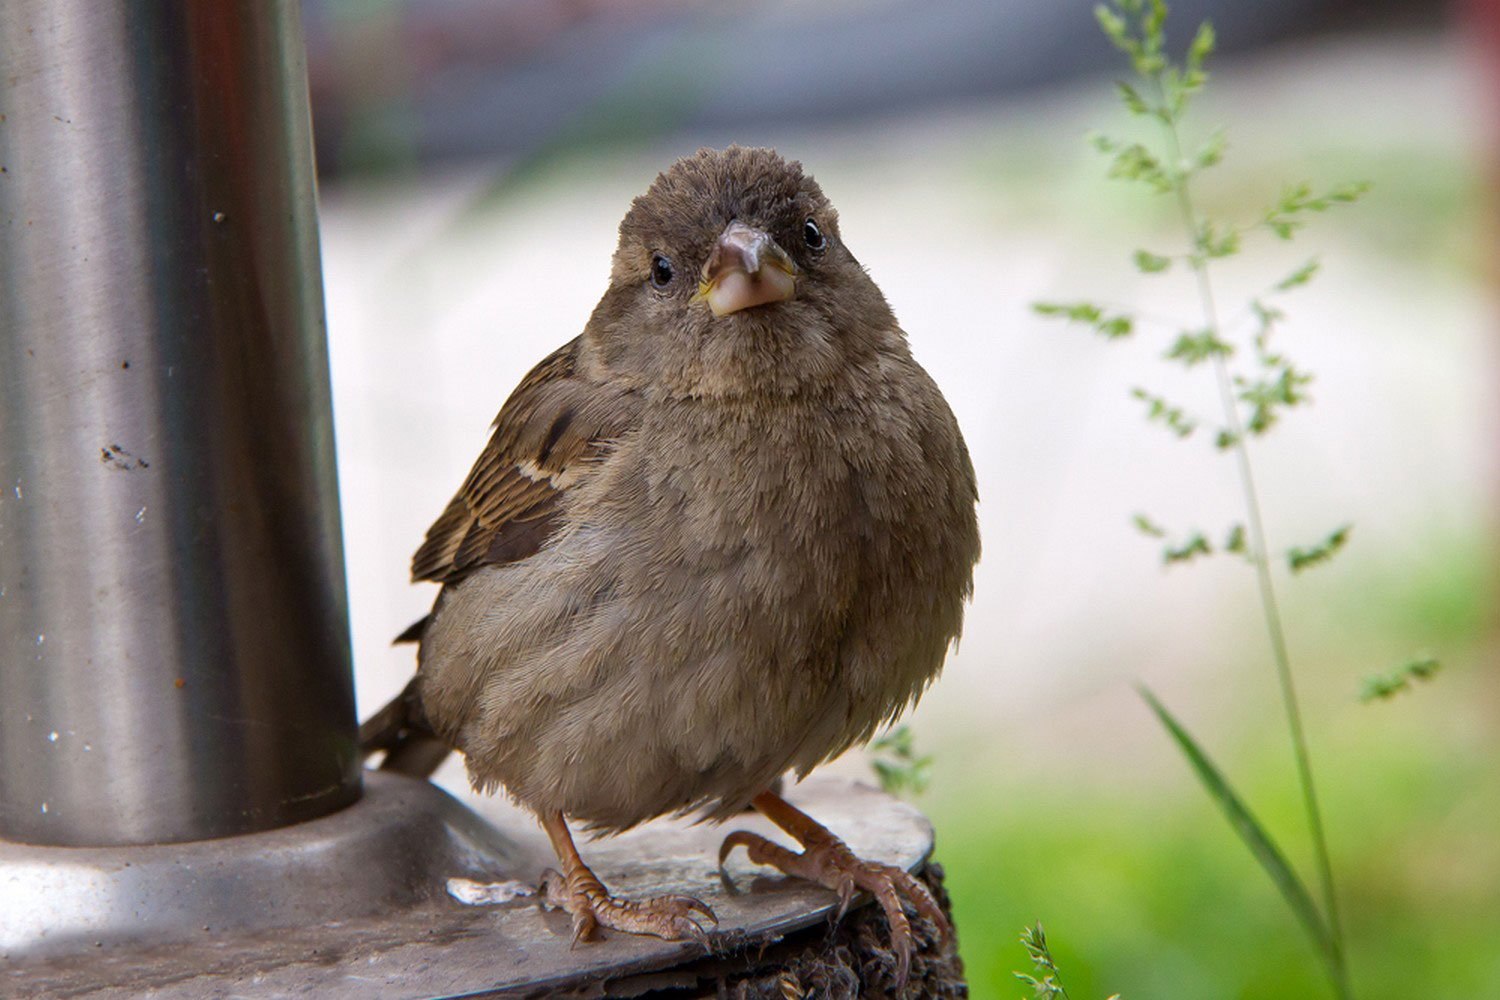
[568, 863, 965, 999]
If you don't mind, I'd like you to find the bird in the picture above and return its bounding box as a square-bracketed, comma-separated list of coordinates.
[360, 145, 980, 984]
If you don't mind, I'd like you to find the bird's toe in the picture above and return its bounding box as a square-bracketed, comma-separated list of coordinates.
[539, 867, 717, 946]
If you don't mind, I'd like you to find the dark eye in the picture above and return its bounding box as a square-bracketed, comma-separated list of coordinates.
[802, 218, 825, 252]
[650, 253, 674, 288]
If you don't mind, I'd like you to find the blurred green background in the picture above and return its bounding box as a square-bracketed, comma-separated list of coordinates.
[319, 1, 1497, 996]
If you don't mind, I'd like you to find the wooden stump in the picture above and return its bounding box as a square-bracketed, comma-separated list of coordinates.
[585, 863, 965, 999]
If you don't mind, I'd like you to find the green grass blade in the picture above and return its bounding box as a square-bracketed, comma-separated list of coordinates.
[1138, 686, 1343, 981]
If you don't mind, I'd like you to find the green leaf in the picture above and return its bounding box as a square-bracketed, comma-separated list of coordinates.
[1263, 181, 1371, 239]
[1238, 360, 1314, 436]
[870, 725, 914, 756]
[1187, 21, 1216, 71]
[1034, 300, 1099, 321]
[1165, 329, 1233, 365]
[1115, 81, 1153, 117]
[1360, 657, 1441, 703]
[1103, 142, 1174, 192]
[1408, 657, 1441, 679]
[1163, 532, 1211, 565]
[1326, 181, 1371, 204]
[1164, 22, 1214, 117]
[1014, 922, 1080, 1000]
[1194, 219, 1240, 260]
[1139, 0, 1168, 76]
[1131, 386, 1196, 437]
[1287, 524, 1352, 573]
[1089, 131, 1124, 157]
[1275, 258, 1321, 292]
[1249, 299, 1285, 350]
[1224, 523, 1247, 554]
[1247, 299, 1293, 366]
[1139, 687, 1341, 983]
[1133, 249, 1172, 273]
[1132, 513, 1167, 538]
[869, 724, 932, 796]
[1034, 301, 1135, 340]
[1095, 5, 1133, 54]
[1194, 128, 1227, 170]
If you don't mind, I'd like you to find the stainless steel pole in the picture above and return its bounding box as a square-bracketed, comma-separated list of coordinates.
[0, 1, 360, 846]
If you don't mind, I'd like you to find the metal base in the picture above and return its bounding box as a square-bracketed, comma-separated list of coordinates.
[0, 771, 531, 960]
[1, 774, 935, 999]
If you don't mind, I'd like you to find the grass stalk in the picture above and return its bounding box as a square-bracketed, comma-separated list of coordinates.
[1152, 74, 1352, 1000]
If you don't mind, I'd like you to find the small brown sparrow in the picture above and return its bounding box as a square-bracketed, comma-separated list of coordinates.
[362, 145, 980, 984]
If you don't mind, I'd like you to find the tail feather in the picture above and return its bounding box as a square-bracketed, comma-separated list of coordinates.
[392, 614, 430, 645]
[358, 676, 452, 779]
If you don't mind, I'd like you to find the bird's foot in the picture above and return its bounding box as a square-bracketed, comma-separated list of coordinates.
[537, 808, 718, 946]
[539, 865, 717, 947]
[719, 792, 950, 987]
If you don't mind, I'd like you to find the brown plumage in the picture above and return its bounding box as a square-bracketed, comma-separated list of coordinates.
[362, 146, 980, 977]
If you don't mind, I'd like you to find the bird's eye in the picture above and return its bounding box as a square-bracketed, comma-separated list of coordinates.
[803, 218, 826, 252]
[650, 253, 674, 288]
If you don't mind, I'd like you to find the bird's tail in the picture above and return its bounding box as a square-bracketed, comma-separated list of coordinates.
[358, 675, 453, 779]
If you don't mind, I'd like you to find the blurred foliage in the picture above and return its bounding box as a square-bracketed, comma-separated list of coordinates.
[1016, 921, 1120, 999]
[1359, 658, 1440, 703]
[870, 724, 935, 797]
[958, 120, 1482, 280]
[924, 529, 1499, 998]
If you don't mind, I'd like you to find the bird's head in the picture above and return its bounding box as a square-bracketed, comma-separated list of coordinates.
[587, 146, 900, 398]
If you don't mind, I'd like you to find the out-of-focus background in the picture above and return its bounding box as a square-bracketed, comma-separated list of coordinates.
[316, 1, 1499, 996]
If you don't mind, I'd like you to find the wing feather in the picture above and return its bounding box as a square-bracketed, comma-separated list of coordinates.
[409, 337, 636, 585]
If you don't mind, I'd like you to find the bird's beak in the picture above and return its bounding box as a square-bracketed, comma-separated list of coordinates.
[695, 221, 798, 317]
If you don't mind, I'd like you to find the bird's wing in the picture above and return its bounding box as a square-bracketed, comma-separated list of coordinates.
[409, 336, 635, 585]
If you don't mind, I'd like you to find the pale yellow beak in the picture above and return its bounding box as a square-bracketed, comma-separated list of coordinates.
[695, 220, 798, 317]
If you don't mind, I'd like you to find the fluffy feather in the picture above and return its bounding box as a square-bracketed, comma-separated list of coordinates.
[373, 146, 980, 834]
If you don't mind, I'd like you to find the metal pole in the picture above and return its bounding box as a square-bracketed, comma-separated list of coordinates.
[0, 1, 359, 846]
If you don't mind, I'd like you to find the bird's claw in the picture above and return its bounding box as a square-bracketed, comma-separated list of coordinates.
[834, 873, 856, 921]
[718, 828, 949, 989]
[538, 866, 718, 946]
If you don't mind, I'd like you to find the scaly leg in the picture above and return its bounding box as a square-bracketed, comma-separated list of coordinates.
[538, 810, 717, 946]
[719, 790, 950, 986]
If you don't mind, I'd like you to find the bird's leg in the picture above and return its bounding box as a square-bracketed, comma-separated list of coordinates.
[718, 790, 951, 986]
[537, 810, 717, 946]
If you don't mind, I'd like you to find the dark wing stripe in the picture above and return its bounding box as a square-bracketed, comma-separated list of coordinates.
[448, 481, 550, 572]
[482, 508, 562, 566]
[537, 406, 576, 465]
